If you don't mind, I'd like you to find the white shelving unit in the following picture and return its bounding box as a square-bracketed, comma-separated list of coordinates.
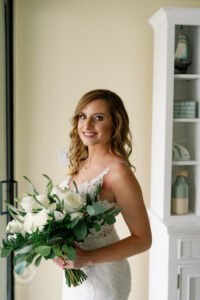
[148, 7, 200, 300]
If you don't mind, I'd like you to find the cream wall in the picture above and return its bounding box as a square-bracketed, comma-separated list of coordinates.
[14, 0, 200, 300]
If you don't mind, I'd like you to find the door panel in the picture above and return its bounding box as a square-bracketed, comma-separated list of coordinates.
[0, 0, 8, 299]
[179, 265, 200, 300]
[0, 0, 15, 300]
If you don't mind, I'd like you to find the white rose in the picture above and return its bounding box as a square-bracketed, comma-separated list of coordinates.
[23, 210, 51, 234]
[6, 220, 23, 233]
[51, 186, 86, 212]
[51, 186, 64, 201]
[20, 196, 39, 212]
[70, 212, 84, 221]
[36, 194, 50, 208]
[54, 211, 65, 221]
[62, 191, 86, 212]
[8, 234, 17, 241]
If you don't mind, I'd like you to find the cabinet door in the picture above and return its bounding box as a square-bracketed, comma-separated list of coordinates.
[179, 265, 200, 300]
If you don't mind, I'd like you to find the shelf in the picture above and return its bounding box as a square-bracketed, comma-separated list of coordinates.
[173, 118, 200, 122]
[174, 74, 200, 80]
[172, 160, 199, 166]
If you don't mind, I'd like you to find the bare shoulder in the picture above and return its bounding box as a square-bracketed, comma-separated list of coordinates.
[106, 162, 143, 202]
[108, 162, 137, 184]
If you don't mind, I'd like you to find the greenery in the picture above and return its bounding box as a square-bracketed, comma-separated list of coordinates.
[0, 174, 121, 287]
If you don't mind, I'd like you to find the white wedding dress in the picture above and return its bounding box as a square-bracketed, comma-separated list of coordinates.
[59, 167, 131, 300]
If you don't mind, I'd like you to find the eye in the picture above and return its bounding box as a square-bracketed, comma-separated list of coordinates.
[79, 113, 86, 120]
[95, 115, 103, 121]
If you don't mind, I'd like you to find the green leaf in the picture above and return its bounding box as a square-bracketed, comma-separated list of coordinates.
[93, 223, 101, 232]
[48, 237, 63, 244]
[4, 201, 24, 215]
[87, 203, 104, 216]
[23, 175, 39, 195]
[13, 253, 27, 265]
[44, 249, 55, 260]
[1, 247, 13, 258]
[110, 208, 122, 215]
[14, 260, 27, 275]
[104, 214, 116, 225]
[42, 174, 54, 196]
[86, 194, 92, 205]
[26, 253, 36, 266]
[72, 222, 87, 240]
[70, 218, 80, 228]
[7, 207, 23, 223]
[35, 255, 42, 267]
[15, 244, 33, 255]
[61, 244, 76, 260]
[33, 195, 47, 209]
[52, 245, 65, 258]
[34, 245, 51, 257]
[73, 180, 78, 193]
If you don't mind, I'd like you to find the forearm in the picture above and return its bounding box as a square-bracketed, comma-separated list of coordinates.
[87, 235, 151, 265]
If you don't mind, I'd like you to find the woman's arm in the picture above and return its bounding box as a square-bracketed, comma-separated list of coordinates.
[87, 163, 152, 264]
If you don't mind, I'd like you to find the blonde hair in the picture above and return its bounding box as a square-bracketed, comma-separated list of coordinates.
[68, 89, 134, 175]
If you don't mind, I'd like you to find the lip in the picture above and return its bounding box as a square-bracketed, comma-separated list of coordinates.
[82, 131, 97, 138]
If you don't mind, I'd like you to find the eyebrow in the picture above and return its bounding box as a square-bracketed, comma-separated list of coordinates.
[80, 112, 105, 115]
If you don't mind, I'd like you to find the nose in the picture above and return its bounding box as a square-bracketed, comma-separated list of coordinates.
[85, 117, 94, 129]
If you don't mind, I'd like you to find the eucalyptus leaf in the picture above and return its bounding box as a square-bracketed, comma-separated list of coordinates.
[52, 245, 65, 258]
[35, 255, 42, 267]
[87, 203, 104, 216]
[48, 237, 63, 244]
[110, 208, 122, 215]
[14, 260, 27, 275]
[70, 217, 80, 228]
[13, 253, 27, 265]
[26, 253, 36, 266]
[15, 244, 33, 255]
[34, 245, 51, 257]
[72, 222, 87, 240]
[62, 244, 76, 260]
[1, 247, 13, 258]
[44, 249, 55, 260]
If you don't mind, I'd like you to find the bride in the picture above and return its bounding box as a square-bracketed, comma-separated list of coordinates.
[54, 89, 152, 300]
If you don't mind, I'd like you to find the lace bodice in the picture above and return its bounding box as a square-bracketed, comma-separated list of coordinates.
[59, 167, 120, 242]
[61, 167, 131, 300]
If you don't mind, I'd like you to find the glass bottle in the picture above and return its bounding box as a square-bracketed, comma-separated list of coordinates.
[171, 170, 189, 215]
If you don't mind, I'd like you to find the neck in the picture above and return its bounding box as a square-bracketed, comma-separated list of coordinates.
[85, 144, 111, 166]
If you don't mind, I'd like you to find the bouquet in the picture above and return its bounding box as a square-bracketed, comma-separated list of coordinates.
[0, 174, 121, 287]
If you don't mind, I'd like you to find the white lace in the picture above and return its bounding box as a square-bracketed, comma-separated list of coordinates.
[59, 167, 120, 239]
[60, 168, 131, 300]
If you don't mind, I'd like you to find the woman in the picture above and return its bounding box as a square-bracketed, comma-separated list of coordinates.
[54, 89, 152, 300]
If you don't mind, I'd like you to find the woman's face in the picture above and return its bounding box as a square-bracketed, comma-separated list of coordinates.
[77, 99, 113, 148]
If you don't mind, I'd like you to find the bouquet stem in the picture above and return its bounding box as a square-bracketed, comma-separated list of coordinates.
[64, 268, 88, 287]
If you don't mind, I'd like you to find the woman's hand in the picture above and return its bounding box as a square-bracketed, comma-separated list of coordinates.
[53, 244, 91, 270]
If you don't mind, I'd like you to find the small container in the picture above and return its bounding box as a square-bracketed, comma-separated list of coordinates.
[171, 170, 189, 215]
[173, 101, 196, 118]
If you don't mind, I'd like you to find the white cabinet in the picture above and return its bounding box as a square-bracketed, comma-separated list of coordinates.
[148, 7, 200, 300]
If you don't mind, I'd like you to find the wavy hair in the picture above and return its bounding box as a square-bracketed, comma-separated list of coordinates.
[68, 89, 134, 175]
